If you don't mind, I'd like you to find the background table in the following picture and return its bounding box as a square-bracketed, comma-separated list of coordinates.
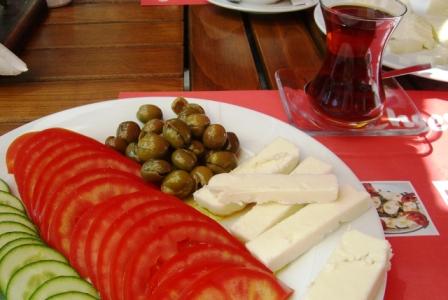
[0, 0, 447, 136]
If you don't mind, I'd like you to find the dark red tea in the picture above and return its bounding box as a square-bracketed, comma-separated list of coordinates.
[306, 5, 400, 126]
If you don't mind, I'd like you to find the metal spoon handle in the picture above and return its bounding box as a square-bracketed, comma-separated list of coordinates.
[382, 63, 432, 79]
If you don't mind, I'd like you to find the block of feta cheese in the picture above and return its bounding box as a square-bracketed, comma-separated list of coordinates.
[246, 185, 371, 271]
[303, 230, 392, 300]
[208, 173, 338, 205]
[291, 156, 333, 175]
[230, 157, 333, 242]
[230, 202, 305, 242]
[193, 137, 300, 216]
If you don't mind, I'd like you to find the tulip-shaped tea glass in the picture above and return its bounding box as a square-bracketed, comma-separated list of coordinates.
[305, 0, 407, 128]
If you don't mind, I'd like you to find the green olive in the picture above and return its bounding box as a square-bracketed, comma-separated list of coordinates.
[171, 97, 189, 115]
[136, 133, 170, 161]
[125, 142, 141, 162]
[140, 159, 172, 183]
[206, 151, 238, 173]
[139, 119, 164, 139]
[116, 121, 141, 143]
[224, 132, 240, 153]
[162, 119, 192, 149]
[185, 114, 210, 138]
[136, 104, 163, 123]
[202, 124, 227, 150]
[191, 166, 213, 189]
[188, 140, 206, 159]
[171, 149, 197, 171]
[105, 136, 128, 154]
[178, 103, 206, 122]
[161, 170, 195, 199]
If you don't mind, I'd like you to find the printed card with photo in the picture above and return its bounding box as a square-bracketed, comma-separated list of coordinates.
[362, 181, 439, 237]
[432, 181, 448, 206]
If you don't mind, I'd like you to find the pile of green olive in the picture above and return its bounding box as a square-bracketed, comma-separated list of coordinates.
[105, 97, 240, 199]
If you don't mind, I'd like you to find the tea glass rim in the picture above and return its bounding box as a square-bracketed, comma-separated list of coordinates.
[319, 0, 408, 21]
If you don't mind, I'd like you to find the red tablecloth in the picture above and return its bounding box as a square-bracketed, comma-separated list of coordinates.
[120, 90, 448, 300]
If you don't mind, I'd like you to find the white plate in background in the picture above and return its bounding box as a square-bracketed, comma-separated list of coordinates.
[313, 5, 448, 82]
[207, 0, 317, 14]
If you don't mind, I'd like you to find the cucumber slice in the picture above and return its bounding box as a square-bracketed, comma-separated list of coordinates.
[6, 260, 79, 300]
[0, 238, 43, 262]
[0, 179, 9, 193]
[0, 204, 26, 216]
[0, 232, 36, 250]
[0, 221, 37, 237]
[0, 213, 37, 232]
[47, 291, 98, 300]
[30, 276, 99, 300]
[0, 244, 67, 293]
[0, 191, 25, 212]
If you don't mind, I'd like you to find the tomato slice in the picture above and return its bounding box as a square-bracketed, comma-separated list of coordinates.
[149, 262, 239, 300]
[14, 129, 76, 207]
[46, 176, 150, 256]
[36, 149, 142, 226]
[32, 146, 110, 221]
[179, 266, 293, 300]
[27, 139, 105, 221]
[95, 200, 185, 300]
[6, 131, 38, 174]
[122, 221, 248, 300]
[14, 128, 99, 208]
[38, 167, 141, 240]
[147, 243, 271, 295]
[70, 190, 174, 281]
[110, 207, 213, 300]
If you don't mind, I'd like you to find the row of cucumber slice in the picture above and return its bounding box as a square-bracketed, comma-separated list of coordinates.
[0, 178, 99, 300]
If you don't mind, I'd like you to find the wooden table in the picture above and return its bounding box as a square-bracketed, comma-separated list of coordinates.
[0, 0, 447, 135]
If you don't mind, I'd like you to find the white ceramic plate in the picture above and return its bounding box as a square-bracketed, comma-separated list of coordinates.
[0, 97, 385, 299]
[313, 5, 448, 82]
[207, 0, 317, 14]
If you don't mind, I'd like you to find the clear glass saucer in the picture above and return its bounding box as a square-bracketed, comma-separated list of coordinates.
[275, 68, 429, 136]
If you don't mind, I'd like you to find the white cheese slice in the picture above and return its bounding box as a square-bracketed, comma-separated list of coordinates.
[208, 173, 338, 205]
[246, 185, 371, 271]
[193, 187, 245, 216]
[193, 137, 300, 216]
[230, 203, 304, 242]
[230, 157, 333, 242]
[291, 156, 333, 175]
[233, 137, 300, 174]
[303, 230, 392, 300]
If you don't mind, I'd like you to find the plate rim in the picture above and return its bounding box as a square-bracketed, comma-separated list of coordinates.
[207, 0, 318, 14]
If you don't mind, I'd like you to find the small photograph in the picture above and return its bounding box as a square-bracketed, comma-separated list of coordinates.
[432, 181, 448, 206]
[362, 181, 439, 237]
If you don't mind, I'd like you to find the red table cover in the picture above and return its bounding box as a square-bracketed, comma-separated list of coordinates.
[120, 90, 448, 300]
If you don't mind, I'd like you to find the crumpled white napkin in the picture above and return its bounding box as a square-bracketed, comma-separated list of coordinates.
[0, 43, 28, 76]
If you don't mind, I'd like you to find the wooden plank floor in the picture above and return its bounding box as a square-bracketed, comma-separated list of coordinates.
[0, 0, 184, 135]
